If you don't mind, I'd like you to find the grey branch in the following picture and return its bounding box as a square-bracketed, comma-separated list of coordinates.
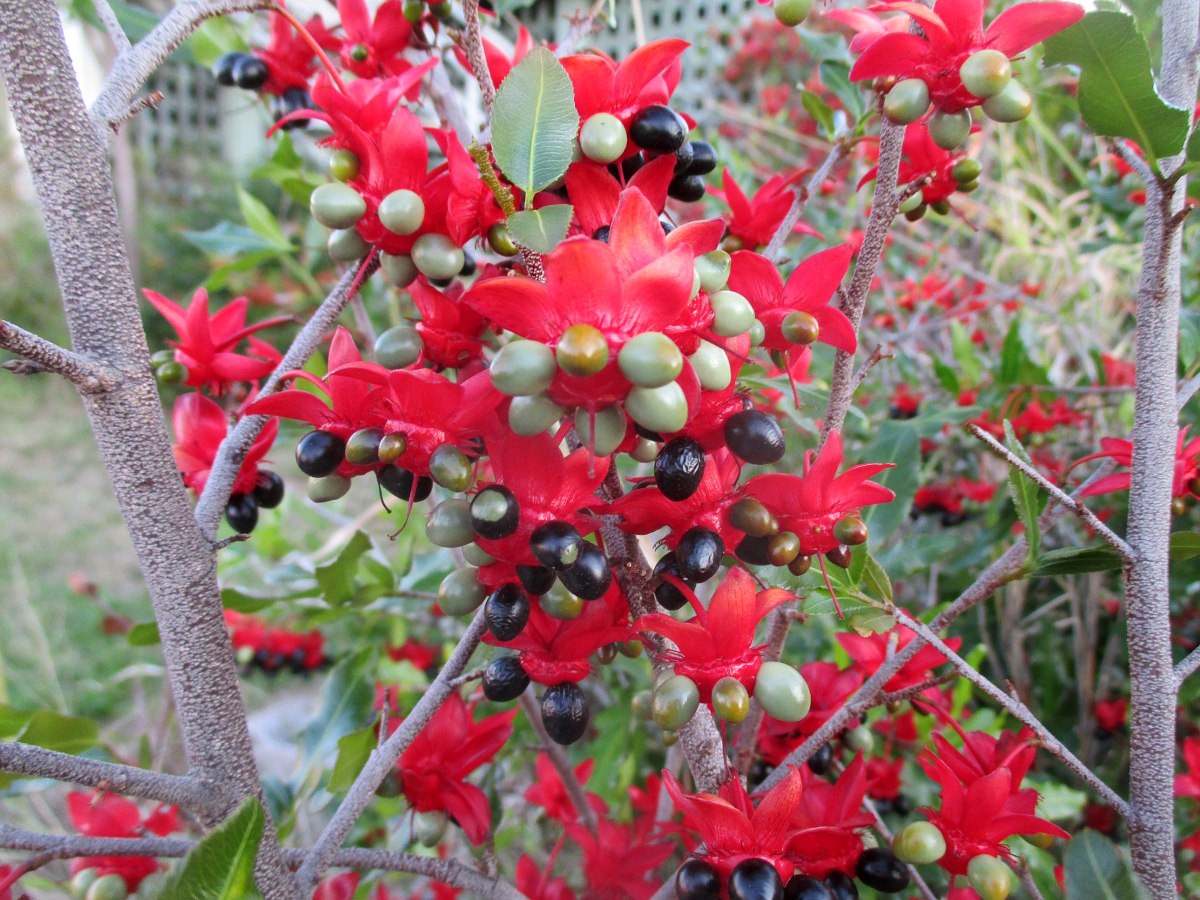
[290, 848, 528, 898]
[0, 320, 117, 392]
[294, 609, 487, 893]
[193, 259, 376, 540]
[0, 742, 208, 813]
[90, 0, 273, 132]
[888, 608, 1130, 817]
[518, 689, 599, 836]
[92, 0, 131, 51]
[1176, 645, 1200, 688]
[461, 0, 497, 115]
[967, 423, 1135, 561]
[763, 140, 848, 262]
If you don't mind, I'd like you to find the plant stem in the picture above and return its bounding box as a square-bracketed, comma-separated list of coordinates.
[763, 140, 847, 262]
[518, 689, 599, 836]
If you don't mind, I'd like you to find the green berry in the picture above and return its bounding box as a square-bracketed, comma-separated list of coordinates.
[437, 567, 486, 615]
[966, 855, 1012, 900]
[150, 349, 175, 365]
[653, 673, 700, 730]
[429, 443, 473, 491]
[378, 432, 408, 464]
[898, 191, 924, 215]
[728, 497, 779, 537]
[156, 360, 187, 383]
[329, 149, 360, 182]
[86, 874, 128, 900]
[310, 181, 367, 229]
[927, 108, 972, 151]
[893, 821, 947, 865]
[625, 381, 689, 433]
[712, 676, 751, 724]
[958, 179, 980, 193]
[844, 723, 874, 752]
[951, 158, 982, 183]
[694, 250, 732, 293]
[345, 427, 384, 466]
[579, 112, 628, 164]
[540, 582, 584, 619]
[380, 252, 419, 288]
[328, 227, 371, 262]
[709, 289, 755, 337]
[508, 393, 566, 436]
[959, 49, 1011, 99]
[748, 319, 766, 347]
[426, 499, 474, 547]
[753, 661, 811, 722]
[463, 542, 496, 566]
[631, 437, 660, 463]
[618, 332, 684, 388]
[981, 79, 1032, 123]
[632, 690, 654, 720]
[488, 223, 519, 257]
[833, 516, 868, 545]
[378, 189, 426, 236]
[307, 474, 352, 502]
[574, 405, 627, 455]
[414, 810, 448, 846]
[71, 869, 99, 897]
[556, 324, 610, 377]
[774, 0, 813, 26]
[883, 78, 931, 125]
[375, 324, 422, 369]
[766, 531, 801, 566]
[688, 339, 732, 391]
[491, 339, 557, 396]
[411, 233, 464, 280]
[781, 310, 819, 345]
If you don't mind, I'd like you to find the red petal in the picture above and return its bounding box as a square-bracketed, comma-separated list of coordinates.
[848, 32, 932, 81]
[380, 106, 428, 193]
[246, 389, 335, 427]
[932, 0, 984, 44]
[666, 218, 726, 257]
[463, 274, 560, 342]
[565, 161, 619, 235]
[984, 2, 1084, 56]
[707, 568, 760, 659]
[609, 186, 669, 275]
[727, 250, 785, 311]
[627, 154, 677, 211]
[615, 248, 694, 336]
[612, 39, 690, 111]
[183, 288, 215, 356]
[143, 289, 188, 334]
[633, 613, 716, 660]
[751, 766, 805, 848]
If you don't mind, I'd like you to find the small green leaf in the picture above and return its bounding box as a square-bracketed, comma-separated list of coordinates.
[187, 18, 248, 68]
[328, 726, 377, 794]
[818, 62, 865, 123]
[859, 421, 920, 542]
[998, 319, 1048, 386]
[18, 710, 100, 755]
[490, 47, 579, 199]
[1170, 531, 1200, 560]
[128, 622, 161, 646]
[182, 222, 284, 259]
[299, 650, 375, 763]
[160, 799, 265, 900]
[1043, 11, 1188, 163]
[932, 356, 960, 393]
[800, 90, 835, 135]
[237, 187, 291, 251]
[1003, 421, 1047, 564]
[1031, 546, 1124, 577]
[506, 205, 574, 253]
[861, 553, 893, 603]
[314, 531, 373, 606]
[1062, 830, 1149, 900]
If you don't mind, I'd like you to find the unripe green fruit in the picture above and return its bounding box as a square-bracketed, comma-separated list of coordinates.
[709, 290, 756, 337]
[150, 349, 175, 365]
[509, 393, 565, 436]
[728, 497, 779, 537]
[308, 474, 352, 502]
[748, 319, 766, 347]
[689, 339, 733, 391]
[844, 723, 875, 752]
[631, 437, 660, 463]
[488, 223, 519, 257]
[753, 661, 811, 722]
[437, 567, 486, 615]
[71, 869, 99, 897]
[378, 432, 408, 464]
[426, 499, 474, 547]
[774, 0, 813, 26]
[411, 233, 465, 280]
[618, 332, 684, 388]
[898, 191, 924, 215]
[310, 182, 367, 229]
[712, 676, 751, 724]
[156, 360, 187, 383]
[766, 531, 801, 566]
[556, 324, 610, 377]
[927, 108, 972, 151]
[579, 112, 628, 163]
[380, 252, 418, 288]
[1023, 832, 1056, 850]
[883, 78, 931, 125]
[345, 427, 384, 466]
[981, 79, 1032, 123]
[694, 250, 732, 294]
[540, 582, 584, 619]
[632, 689, 654, 720]
[375, 324, 422, 369]
[329, 149, 360, 182]
[653, 674, 701, 730]
[430, 1, 452, 19]
[662, 729, 679, 746]
[574, 405, 627, 455]
[414, 809, 448, 846]
[959, 49, 1011, 99]
[930, 199, 952, 215]
[86, 874, 128, 900]
[626, 381, 689, 433]
[491, 339, 557, 396]
[429, 443, 473, 491]
[621, 639, 644, 658]
[951, 158, 982, 183]
[893, 821, 947, 864]
[463, 542, 496, 566]
[690, 268, 702, 300]
[328, 227, 371, 262]
[904, 202, 927, 222]
[958, 178, 981, 193]
[378, 189, 426, 236]
[781, 310, 820, 345]
[966, 855, 1012, 900]
[403, 0, 423, 21]
[833, 516, 868, 545]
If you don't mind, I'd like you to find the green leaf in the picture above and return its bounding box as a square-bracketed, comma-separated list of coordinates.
[187, 18, 248, 68]
[490, 47, 579, 199]
[1062, 830, 1149, 900]
[818, 62, 865, 123]
[1031, 545, 1124, 576]
[160, 799, 265, 900]
[950, 321, 982, 389]
[328, 726, 377, 794]
[1030, 779, 1088, 822]
[1003, 421, 1047, 564]
[1170, 531, 1200, 560]
[182, 222, 285, 259]
[1043, 11, 1188, 163]
[314, 531, 373, 606]
[998, 319, 1048, 386]
[861, 553, 893, 603]
[128, 622, 161, 646]
[299, 650, 375, 763]
[237, 187, 291, 251]
[800, 90, 835, 136]
[506, 205, 574, 253]
[932, 356, 960, 393]
[859, 421, 921, 542]
[18, 711, 99, 755]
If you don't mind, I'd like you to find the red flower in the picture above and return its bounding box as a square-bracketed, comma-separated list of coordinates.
[515, 854, 576, 900]
[1094, 697, 1128, 733]
[848, 0, 1084, 113]
[634, 568, 792, 703]
[1077, 427, 1200, 500]
[710, 168, 822, 250]
[824, 7, 910, 53]
[837, 619, 960, 691]
[172, 393, 277, 496]
[67, 792, 179, 891]
[391, 692, 516, 844]
[524, 753, 607, 824]
[726, 245, 856, 356]
[561, 40, 688, 125]
[888, 122, 970, 205]
[256, 12, 340, 96]
[144, 287, 285, 394]
[565, 156, 675, 237]
[758, 661, 865, 765]
[786, 755, 873, 879]
[409, 278, 488, 370]
[563, 818, 675, 900]
[742, 430, 894, 556]
[337, 0, 412, 79]
[1176, 736, 1200, 799]
[386, 638, 439, 671]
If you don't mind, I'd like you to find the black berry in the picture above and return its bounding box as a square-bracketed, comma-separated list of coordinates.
[212, 52, 246, 86]
[675, 858, 721, 900]
[541, 682, 589, 744]
[484, 583, 531, 642]
[725, 410, 786, 465]
[253, 471, 285, 509]
[807, 742, 834, 775]
[482, 656, 529, 702]
[225, 493, 258, 534]
[232, 55, 269, 90]
[675, 526, 724, 583]
[378, 466, 433, 502]
[470, 485, 521, 540]
[686, 141, 718, 175]
[668, 174, 707, 203]
[823, 872, 859, 900]
[558, 542, 612, 600]
[855, 848, 909, 893]
[651, 551, 693, 610]
[296, 430, 345, 478]
[630, 105, 688, 153]
[516, 564, 556, 596]
[654, 437, 706, 501]
[728, 858, 784, 900]
[530, 520, 583, 570]
[784, 876, 833, 900]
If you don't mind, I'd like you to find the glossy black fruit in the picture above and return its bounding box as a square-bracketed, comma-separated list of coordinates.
[674, 141, 695, 172]
[725, 410, 786, 464]
[296, 430, 345, 478]
[593, 225, 611, 242]
[482, 656, 529, 702]
[855, 848, 909, 893]
[784, 876, 833, 900]
[558, 542, 612, 600]
[378, 465, 433, 502]
[530, 520, 583, 570]
[669, 174, 707, 203]
[686, 141, 718, 175]
[807, 742, 834, 775]
[675, 858, 721, 900]
[618, 152, 646, 180]
[232, 55, 269, 90]
[253, 472, 285, 509]
[825, 545, 852, 568]
[736, 534, 771, 566]
[225, 493, 258, 534]
[892, 794, 912, 815]
[516, 564, 556, 596]
[470, 485, 521, 540]
[485, 583, 531, 642]
[676, 526, 724, 583]
[629, 105, 688, 153]
[655, 437, 706, 501]
[651, 552, 692, 610]
[273, 87, 312, 130]
[823, 872, 858, 900]
[541, 682, 589, 744]
[728, 858, 784, 900]
[212, 51, 246, 86]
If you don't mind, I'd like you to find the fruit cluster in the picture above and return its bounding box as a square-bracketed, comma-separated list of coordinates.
[225, 610, 329, 675]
